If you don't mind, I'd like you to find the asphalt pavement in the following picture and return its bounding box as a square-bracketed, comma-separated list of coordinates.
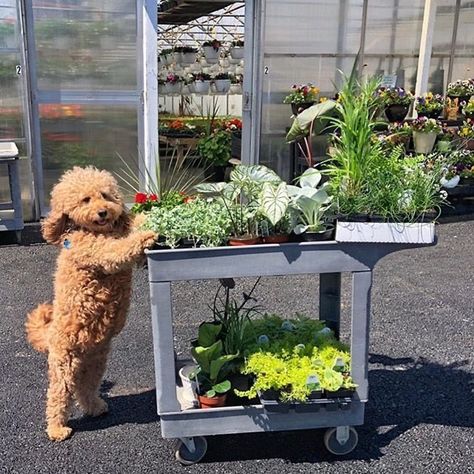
[0, 221, 473, 474]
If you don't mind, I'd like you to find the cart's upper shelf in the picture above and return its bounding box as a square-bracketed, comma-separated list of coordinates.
[159, 0, 243, 25]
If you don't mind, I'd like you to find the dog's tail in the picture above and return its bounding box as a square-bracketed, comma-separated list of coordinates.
[25, 303, 53, 353]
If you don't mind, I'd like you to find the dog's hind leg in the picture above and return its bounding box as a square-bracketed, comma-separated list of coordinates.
[74, 348, 109, 417]
[45, 352, 75, 441]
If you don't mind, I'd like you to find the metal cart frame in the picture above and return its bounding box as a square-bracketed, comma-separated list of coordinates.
[146, 240, 432, 462]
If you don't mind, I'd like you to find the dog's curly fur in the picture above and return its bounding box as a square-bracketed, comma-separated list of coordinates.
[26, 166, 155, 442]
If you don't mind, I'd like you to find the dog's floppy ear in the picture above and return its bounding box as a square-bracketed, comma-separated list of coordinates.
[114, 207, 132, 236]
[42, 210, 69, 245]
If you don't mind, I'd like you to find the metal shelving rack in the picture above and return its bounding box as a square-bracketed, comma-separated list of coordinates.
[146, 240, 433, 463]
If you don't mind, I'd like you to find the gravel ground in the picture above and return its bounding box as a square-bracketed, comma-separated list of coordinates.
[0, 221, 473, 474]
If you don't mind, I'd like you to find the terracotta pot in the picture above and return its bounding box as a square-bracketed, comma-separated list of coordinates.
[198, 393, 227, 408]
[228, 235, 261, 246]
[263, 234, 290, 244]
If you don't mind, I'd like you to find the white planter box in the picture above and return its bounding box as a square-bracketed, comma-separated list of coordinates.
[335, 221, 435, 244]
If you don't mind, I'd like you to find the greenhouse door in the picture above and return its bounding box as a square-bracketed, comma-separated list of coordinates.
[22, 0, 157, 215]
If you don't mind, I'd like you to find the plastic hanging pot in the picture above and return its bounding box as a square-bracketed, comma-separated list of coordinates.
[413, 131, 437, 154]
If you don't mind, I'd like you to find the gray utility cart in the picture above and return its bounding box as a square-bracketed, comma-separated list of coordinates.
[146, 240, 432, 464]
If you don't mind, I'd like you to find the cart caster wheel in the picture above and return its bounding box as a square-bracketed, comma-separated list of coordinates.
[175, 436, 207, 465]
[324, 426, 358, 455]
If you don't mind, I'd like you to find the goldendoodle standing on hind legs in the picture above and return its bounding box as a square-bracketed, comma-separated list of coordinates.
[26, 166, 156, 442]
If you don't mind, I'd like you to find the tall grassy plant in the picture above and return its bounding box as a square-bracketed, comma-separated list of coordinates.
[325, 75, 384, 214]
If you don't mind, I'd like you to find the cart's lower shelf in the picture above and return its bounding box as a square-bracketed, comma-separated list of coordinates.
[160, 389, 365, 438]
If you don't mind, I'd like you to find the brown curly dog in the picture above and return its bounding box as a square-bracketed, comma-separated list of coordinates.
[26, 166, 155, 442]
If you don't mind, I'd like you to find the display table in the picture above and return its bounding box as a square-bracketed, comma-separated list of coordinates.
[146, 240, 435, 463]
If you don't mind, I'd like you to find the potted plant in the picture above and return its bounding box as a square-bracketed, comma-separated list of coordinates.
[175, 45, 198, 65]
[159, 48, 174, 66]
[415, 93, 444, 119]
[197, 129, 232, 180]
[213, 72, 231, 93]
[193, 72, 212, 94]
[462, 97, 474, 120]
[440, 166, 460, 189]
[191, 340, 237, 408]
[202, 39, 221, 62]
[195, 165, 283, 245]
[446, 78, 474, 108]
[377, 86, 413, 122]
[229, 74, 243, 94]
[164, 73, 182, 94]
[283, 83, 320, 115]
[458, 119, 474, 150]
[288, 169, 334, 241]
[411, 117, 442, 154]
[230, 39, 244, 60]
[178, 364, 199, 404]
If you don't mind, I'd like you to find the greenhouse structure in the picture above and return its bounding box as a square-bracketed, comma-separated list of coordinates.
[0, 0, 473, 221]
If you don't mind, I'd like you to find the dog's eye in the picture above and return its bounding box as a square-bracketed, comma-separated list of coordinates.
[101, 192, 110, 200]
[82, 197, 91, 203]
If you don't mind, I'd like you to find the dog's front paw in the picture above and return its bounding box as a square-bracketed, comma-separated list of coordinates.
[138, 230, 157, 250]
[87, 398, 108, 417]
[47, 425, 73, 442]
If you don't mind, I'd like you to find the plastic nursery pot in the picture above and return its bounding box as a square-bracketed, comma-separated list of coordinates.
[228, 235, 262, 246]
[179, 365, 198, 403]
[337, 213, 369, 223]
[413, 131, 437, 154]
[204, 165, 227, 182]
[300, 225, 335, 242]
[324, 388, 355, 399]
[291, 102, 315, 115]
[198, 393, 227, 409]
[384, 104, 409, 122]
[263, 234, 290, 244]
[179, 238, 201, 248]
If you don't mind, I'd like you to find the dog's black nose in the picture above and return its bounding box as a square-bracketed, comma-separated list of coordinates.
[98, 210, 108, 218]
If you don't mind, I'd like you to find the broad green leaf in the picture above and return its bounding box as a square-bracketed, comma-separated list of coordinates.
[205, 389, 216, 398]
[299, 169, 322, 188]
[209, 353, 238, 381]
[260, 182, 290, 226]
[197, 322, 222, 347]
[230, 165, 282, 185]
[191, 340, 223, 374]
[212, 380, 231, 394]
[194, 182, 226, 195]
[286, 100, 337, 143]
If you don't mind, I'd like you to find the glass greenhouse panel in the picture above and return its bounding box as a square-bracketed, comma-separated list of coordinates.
[32, 0, 137, 91]
[40, 104, 138, 204]
[363, 0, 424, 89]
[451, 1, 474, 82]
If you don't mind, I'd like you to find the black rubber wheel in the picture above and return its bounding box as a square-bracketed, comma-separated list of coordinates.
[323, 427, 358, 455]
[175, 437, 207, 465]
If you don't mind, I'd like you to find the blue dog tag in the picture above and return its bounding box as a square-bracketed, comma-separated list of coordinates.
[63, 238, 72, 249]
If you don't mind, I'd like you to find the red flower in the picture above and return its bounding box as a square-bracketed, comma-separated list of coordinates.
[183, 196, 194, 204]
[135, 192, 147, 204]
[149, 193, 158, 202]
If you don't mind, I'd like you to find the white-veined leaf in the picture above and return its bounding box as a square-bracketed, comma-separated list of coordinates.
[260, 182, 289, 226]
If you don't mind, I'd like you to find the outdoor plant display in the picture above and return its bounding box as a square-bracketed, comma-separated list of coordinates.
[410, 117, 442, 154]
[283, 83, 321, 115]
[415, 93, 444, 118]
[376, 86, 413, 122]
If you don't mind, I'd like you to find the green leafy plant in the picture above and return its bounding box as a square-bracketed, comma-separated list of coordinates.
[287, 168, 333, 234]
[415, 93, 444, 115]
[376, 87, 413, 106]
[143, 197, 232, 248]
[191, 340, 237, 398]
[446, 78, 474, 97]
[195, 165, 283, 238]
[410, 117, 442, 133]
[197, 129, 232, 166]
